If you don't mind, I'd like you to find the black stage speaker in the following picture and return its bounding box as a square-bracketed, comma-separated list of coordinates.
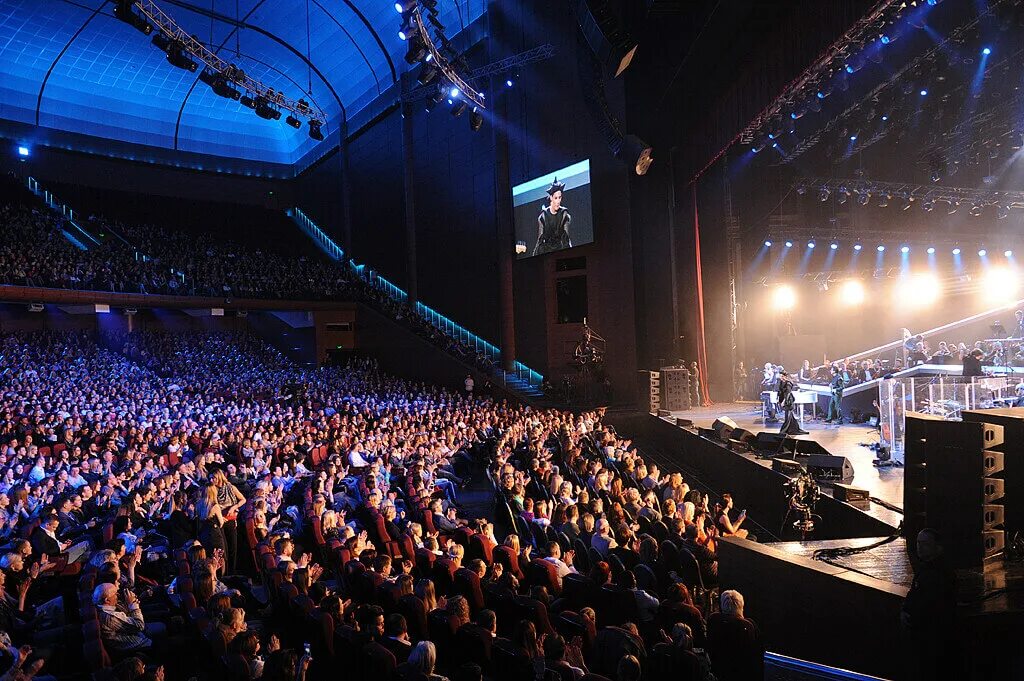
[572, 0, 639, 77]
[833, 483, 869, 503]
[755, 432, 786, 452]
[712, 416, 739, 441]
[772, 458, 805, 477]
[905, 415, 1006, 569]
[781, 437, 832, 457]
[801, 454, 855, 481]
[675, 418, 693, 428]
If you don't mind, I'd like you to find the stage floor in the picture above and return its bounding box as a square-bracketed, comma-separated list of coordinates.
[659, 402, 905, 529]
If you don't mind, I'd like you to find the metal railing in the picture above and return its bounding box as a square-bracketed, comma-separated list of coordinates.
[292, 206, 544, 389]
[26, 177, 101, 247]
[765, 652, 891, 680]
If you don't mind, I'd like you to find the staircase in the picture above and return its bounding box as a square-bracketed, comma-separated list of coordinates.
[288, 206, 545, 399]
[26, 177, 102, 250]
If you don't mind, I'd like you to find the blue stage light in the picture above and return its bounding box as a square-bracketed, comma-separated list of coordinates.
[881, 35, 891, 44]
[785, 241, 793, 248]
[807, 241, 816, 249]
[17, 146, 29, 157]
[920, 89, 928, 96]
[830, 243, 838, 250]
[901, 246, 910, 254]
[881, 115, 889, 121]
[982, 47, 991, 56]
[850, 135, 857, 141]
[1005, 250, 1013, 257]
[816, 91, 825, 99]
[845, 65, 855, 74]
[450, 87, 460, 98]
[764, 240, 772, 247]
[927, 247, 936, 254]
[952, 248, 961, 255]
[506, 79, 513, 87]
[854, 244, 863, 251]
[877, 245, 886, 252]
[979, 249, 987, 256]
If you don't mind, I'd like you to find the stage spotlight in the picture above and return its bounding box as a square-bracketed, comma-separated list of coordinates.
[858, 191, 871, 206]
[308, 119, 324, 141]
[785, 241, 794, 248]
[450, 87, 460, 98]
[285, 115, 301, 129]
[920, 89, 928, 96]
[451, 100, 468, 117]
[819, 187, 830, 202]
[417, 64, 438, 85]
[877, 193, 891, 207]
[506, 79, 514, 87]
[764, 240, 773, 247]
[838, 191, 849, 205]
[469, 108, 483, 132]
[17, 146, 28, 157]
[906, 272, 941, 305]
[881, 114, 889, 121]
[398, 16, 416, 40]
[253, 97, 280, 120]
[969, 203, 984, 217]
[839, 280, 865, 305]
[901, 245, 910, 254]
[947, 201, 960, 215]
[395, 1, 416, 12]
[1005, 250, 1014, 257]
[997, 205, 1009, 220]
[922, 199, 935, 212]
[807, 241, 816, 249]
[854, 244, 863, 251]
[979, 249, 988, 257]
[240, 95, 256, 109]
[877, 245, 886, 252]
[952, 247, 961, 255]
[830, 242, 838, 250]
[982, 47, 991, 55]
[404, 37, 428, 64]
[850, 134, 858, 142]
[772, 285, 797, 311]
[927, 247, 936, 254]
[983, 266, 1020, 302]
[114, 0, 153, 35]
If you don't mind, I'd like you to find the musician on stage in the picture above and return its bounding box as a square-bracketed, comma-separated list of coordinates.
[962, 348, 985, 378]
[761, 363, 779, 423]
[1015, 309, 1024, 339]
[825, 366, 845, 425]
[777, 371, 808, 435]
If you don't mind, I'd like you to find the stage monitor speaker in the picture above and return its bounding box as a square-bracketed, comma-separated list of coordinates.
[833, 483, 869, 503]
[904, 416, 1006, 569]
[712, 416, 739, 441]
[802, 454, 855, 481]
[772, 458, 805, 477]
[660, 368, 690, 411]
[755, 432, 786, 452]
[781, 437, 833, 457]
[657, 409, 672, 417]
[675, 418, 693, 428]
[572, 0, 639, 77]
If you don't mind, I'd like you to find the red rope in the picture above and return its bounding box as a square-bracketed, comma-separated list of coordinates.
[692, 185, 713, 407]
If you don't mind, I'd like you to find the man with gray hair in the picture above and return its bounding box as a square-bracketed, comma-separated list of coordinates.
[93, 582, 152, 654]
[707, 589, 762, 680]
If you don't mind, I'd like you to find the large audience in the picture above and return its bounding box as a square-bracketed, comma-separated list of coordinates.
[0, 329, 760, 681]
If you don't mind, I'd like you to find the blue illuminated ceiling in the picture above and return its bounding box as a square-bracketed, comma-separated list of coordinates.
[0, 0, 484, 167]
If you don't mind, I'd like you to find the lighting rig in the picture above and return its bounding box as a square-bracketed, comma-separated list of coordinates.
[114, 0, 326, 141]
[794, 177, 1024, 218]
[396, 0, 485, 131]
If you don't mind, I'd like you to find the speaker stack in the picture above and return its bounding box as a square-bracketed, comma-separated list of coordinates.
[637, 370, 660, 413]
[660, 367, 691, 411]
[962, 409, 1024, 540]
[905, 414, 1006, 569]
[571, 0, 639, 77]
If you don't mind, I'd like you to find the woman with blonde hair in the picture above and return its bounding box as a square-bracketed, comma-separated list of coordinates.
[195, 483, 228, 568]
[212, 469, 246, 573]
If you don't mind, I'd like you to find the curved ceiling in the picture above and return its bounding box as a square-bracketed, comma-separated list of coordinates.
[0, 0, 484, 165]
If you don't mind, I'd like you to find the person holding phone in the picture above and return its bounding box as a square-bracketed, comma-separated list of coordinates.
[716, 494, 749, 540]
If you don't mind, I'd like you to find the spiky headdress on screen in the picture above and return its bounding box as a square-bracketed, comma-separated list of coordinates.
[546, 177, 566, 195]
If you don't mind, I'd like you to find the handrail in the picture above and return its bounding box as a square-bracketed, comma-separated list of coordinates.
[764, 652, 891, 680]
[26, 177, 101, 247]
[291, 206, 544, 388]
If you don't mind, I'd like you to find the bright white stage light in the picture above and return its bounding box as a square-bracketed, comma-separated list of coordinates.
[772, 285, 797, 311]
[904, 272, 941, 306]
[839, 280, 865, 306]
[983, 267, 1021, 303]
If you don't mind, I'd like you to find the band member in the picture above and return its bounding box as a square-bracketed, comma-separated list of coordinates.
[962, 348, 985, 378]
[689, 360, 702, 408]
[761, 363, 778, 422]
[777, 372, 808, 435]
[532, 177, 572, 256]
[1016, 309, 1024, 339]
[826, 366, 845, 425]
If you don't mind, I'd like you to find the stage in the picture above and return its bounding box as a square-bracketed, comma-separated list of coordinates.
[658, 401, 905, 529]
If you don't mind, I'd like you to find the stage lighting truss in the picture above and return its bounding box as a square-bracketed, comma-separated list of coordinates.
[401, 3, 485, 110]
[123, 1, 326, 137]
[741, 0, 1013, 165]
[793, 177, 1024, 216]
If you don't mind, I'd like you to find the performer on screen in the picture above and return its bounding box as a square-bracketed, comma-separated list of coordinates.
[532, 177, 573, 256]
[826, 365, 845, 425]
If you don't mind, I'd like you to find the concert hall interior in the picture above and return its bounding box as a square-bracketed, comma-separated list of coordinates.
[0, 1, 1022, 681]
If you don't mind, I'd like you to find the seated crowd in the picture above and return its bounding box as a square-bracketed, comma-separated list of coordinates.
[0, 185, 501, 378]
[0, 329, 761, 681]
